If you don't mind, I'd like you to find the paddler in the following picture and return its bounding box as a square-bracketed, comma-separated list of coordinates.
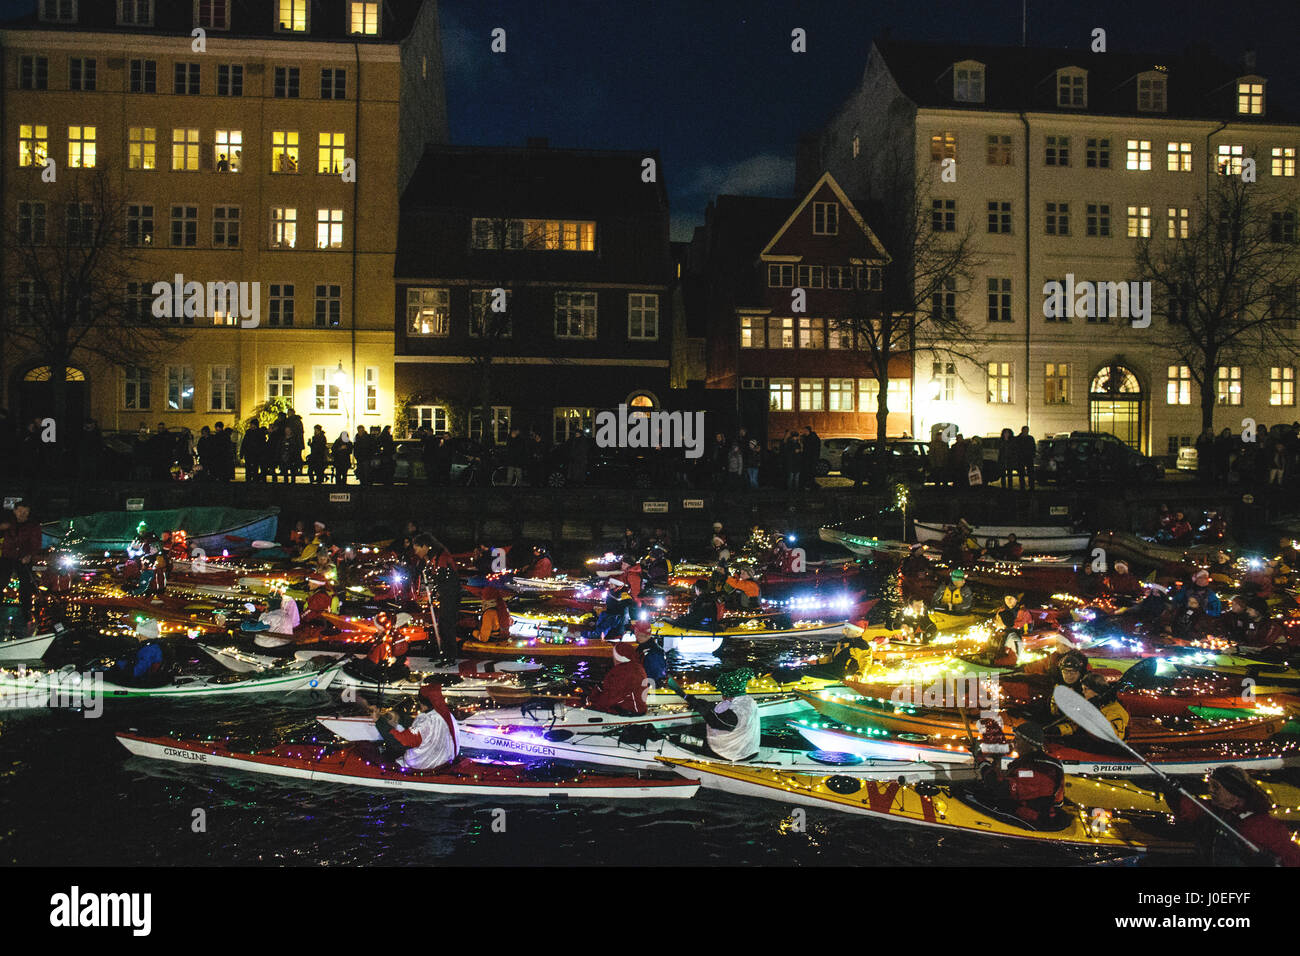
[241, 590, 301, 636]
[722, 567, 761, 610]
[588, 578, 637, 640]
[523, 544, 554, 579]
[990, 534, 1023, 560]
[1044, 650, 1089, 720]
[474, 588, 512, 642]
[620, 557, 645, 600]
[1048, 671, 1128, 742]
[633, 620, 668, 683]
[1165, 765, 1300, 866]
[680, 668, 761, 761]
[674, 578, 722, 631]
[932, 568, 973, 613]
[376, 684, 460, 771]
[1101, 560, 1142, 601]
[899, 597, 938, 644]
[989, 593, 1033, 665]
[584, 640, 650, 715]
[973, 722, 1066, 826]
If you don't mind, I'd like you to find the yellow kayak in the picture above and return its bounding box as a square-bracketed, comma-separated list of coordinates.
[1064, 776, 1300, 822]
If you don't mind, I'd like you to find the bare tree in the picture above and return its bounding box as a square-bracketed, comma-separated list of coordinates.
[829, 158, 985, 479]
[2, 165, 181, 454]
[1135, 175, 1300, 435]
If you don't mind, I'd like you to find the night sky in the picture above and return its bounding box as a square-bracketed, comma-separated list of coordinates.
[3, 0, 1297, 241]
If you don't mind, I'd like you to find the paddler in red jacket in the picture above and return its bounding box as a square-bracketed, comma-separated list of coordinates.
[1101, 560, 1142, 601]
[974, 722, 1066, 826]
[378, 684, 459, 771]
[474, 589, 512, 642]
[522, 544, 554, 579]
[1167, 765, 1300, 866]
[0, 502, 42, 628]
[619, 558, 644, 600]
[585, 641, 650, 715]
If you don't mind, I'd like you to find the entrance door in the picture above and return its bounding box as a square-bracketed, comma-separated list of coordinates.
[1088, 365, 1143, 450]
[16, 366, 89, 430]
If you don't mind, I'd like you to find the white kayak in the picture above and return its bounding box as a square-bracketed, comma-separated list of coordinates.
[790, 721, 1300, 777]
[0, 631, 56, 662]
[314, 714, 977, 779]
[198, 643, 543, 678]
[913, 521, 1091, 554]
[0, 660, 342, 707]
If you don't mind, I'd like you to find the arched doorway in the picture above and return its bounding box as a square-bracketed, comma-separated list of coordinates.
[1088, 364, 1144, 450]
[16, 365, 89, 430]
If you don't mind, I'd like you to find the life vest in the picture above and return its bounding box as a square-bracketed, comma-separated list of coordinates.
[706, 696, 761, 760]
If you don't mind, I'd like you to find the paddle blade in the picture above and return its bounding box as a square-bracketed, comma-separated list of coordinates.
[1051, 683, 1123, 745]
[1114, 656, 1159, 691]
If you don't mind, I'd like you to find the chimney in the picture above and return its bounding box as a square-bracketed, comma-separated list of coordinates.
[526, 136, 549, 149]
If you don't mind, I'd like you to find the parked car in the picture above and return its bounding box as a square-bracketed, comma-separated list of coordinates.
[841, 439, 931, 483]
[392, 437, 490, 485]
[821, 437, 863, 475]
[1036, 431, 1163, 485]
[545, 446, 654, 489]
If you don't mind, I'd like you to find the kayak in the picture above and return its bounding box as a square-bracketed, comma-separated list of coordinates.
[796, 690, 1288, 745]
[658, 758, 1189, 852]
[316, 715, 979, 778]
[995, 672, 1293, 720]
[962, 556, 1081, 594]
[0, 660, 342, 706]
[66, 592, 232, 636]
[1089, 530, 1228, 569]
[789, 720, 1300, 775]
[817, 528, 911, 557]
[461, 634, 627, 661]
[1062, 775, 1300, 822]
[0, 631, 56, 662]
[116, 733, 699, 799]
[647, 673, 842, 707]
[650, 618, 852, 643]
[43, 506, 279, 555]
[913, 522, 1091, 555]
[197, 642, 543, 680]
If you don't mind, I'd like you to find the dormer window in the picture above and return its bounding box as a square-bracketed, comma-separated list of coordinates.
[195, 0, 228, 30]
[39, 0, 76, 22]
[277, 0, 309, 33]
[1137, 72, 1166, 112]
[1237, 77, 1265, 115]
[953, 61, 985, 103]
[118, 0, 153, 26]
[350, 2, 381, 36]
[1057, 69, 1087, 108]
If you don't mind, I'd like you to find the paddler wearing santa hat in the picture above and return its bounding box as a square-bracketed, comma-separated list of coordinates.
[376, 684, 459, 771]
[584, 640, 650, 715]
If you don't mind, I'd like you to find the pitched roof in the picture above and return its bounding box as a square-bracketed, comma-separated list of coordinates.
[874, 38, 1297, 123]
[760, 172, 890, 264]
[1, 0, 428, 43]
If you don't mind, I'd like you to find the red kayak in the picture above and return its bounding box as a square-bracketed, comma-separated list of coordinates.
[998, 674, 1278, 719]
[116, 733, 697, 798]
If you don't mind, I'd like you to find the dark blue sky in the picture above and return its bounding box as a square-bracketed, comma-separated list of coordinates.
[4, 0, 1297, 240]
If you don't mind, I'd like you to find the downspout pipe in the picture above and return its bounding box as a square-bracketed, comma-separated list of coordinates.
[1019, 112, 1031, 431]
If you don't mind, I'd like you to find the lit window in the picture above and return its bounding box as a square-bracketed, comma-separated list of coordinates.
[278, 0, 308, 32]
[1272, 147, 1296, 178]
[1167, 142, 1192, 172]
[270, 207, 297, 249]
[406, 288, 449, 336]
[799, 379, 825, 412]
[411, 406, 448, 434]
[828, 378, 855, 411]
[1271, 367, 1295, 407]
[740, 316, 765, 348]
[1126, 139, 1152, 171]
[1045, 363, 1070, 404]
[128, 127, 156, 170]
[350, 2, 379, 35]
[1127, 205, 1151, 238]
[18, 125, 49, 168]
[312, 367, 341, 412]
[124, 366, 151, 410]
[171, 128, 199, 171]
[1237, 80, 1264, 116]
[1166, 365, 1192, 405]
[931, 361, 956, 402]
[214, 130, 242, 172]
[317, 133, 346, 174]
[1216, 144, 1245, 176]
[798, 317, 825, 348]
[768, 379, 794, 412]
[1168, 207, 1190, 239]
[1216, 366, 1242, 406]
[987, 362, 1013, 403]
[316, 208, 344, 249]
[859, 379, 911, 413]
[68, 125, 96, 168]
[272, 131, 300, 173]
[930, 133, 956, 162]
[766, 317, 795, 348]
[364, 368, 380, 414]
